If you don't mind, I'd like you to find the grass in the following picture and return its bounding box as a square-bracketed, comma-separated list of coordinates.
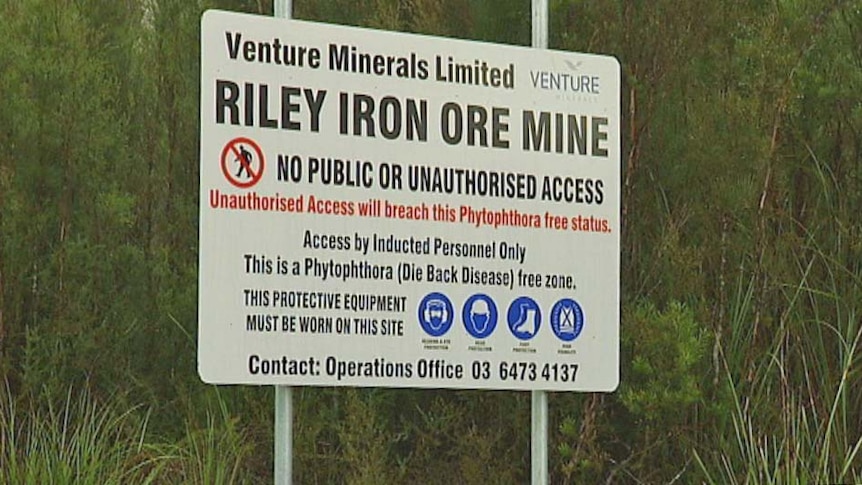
[695, 224, 862, 483]
[0, 384, 252, 484]
[0, 385, 161, 484]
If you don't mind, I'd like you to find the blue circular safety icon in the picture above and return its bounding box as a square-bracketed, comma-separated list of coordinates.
[418, 292, 454, 337]
[462, 293, 498, 339]
[507, 296, 541, 341]
[550, 298, 584, 342]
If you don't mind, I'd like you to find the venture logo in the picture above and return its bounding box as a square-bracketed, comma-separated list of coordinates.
[530, 60, 600, 95]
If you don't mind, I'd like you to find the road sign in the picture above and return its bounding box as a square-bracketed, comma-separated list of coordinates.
[199, 9, 620, 391]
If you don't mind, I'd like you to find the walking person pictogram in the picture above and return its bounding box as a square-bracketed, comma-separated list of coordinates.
[235, 144, 254, 178]
[220, 137, 265, 189]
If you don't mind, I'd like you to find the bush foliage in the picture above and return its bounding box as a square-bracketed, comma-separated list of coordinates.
[1, 0, 860, 482]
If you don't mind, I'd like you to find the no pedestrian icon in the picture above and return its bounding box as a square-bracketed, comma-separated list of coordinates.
[220, 137, 264, 188]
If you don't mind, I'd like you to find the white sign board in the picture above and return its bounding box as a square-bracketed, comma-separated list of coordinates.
[199, 10, 620, 391]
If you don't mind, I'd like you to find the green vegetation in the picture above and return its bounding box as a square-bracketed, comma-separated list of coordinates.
[1, 0, 860, 482]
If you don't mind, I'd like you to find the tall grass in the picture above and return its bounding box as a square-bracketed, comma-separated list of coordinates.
[0, 386, 162, 484]
[0, 385, 253, 484]
[149, 389, 252, 484]
[695, 340, 862, 484]
[695, 227, 862, 483]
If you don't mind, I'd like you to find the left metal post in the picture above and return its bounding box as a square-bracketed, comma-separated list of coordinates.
[529, 5, 549, 484]
[274, 385, 293, 485]
[273, 3, 293, 483]
[274, 0, 292, 20]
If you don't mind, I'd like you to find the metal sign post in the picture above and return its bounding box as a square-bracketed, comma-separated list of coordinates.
[531, 390, 548, 485]
[274, 384, 292, 485]
[530, 3, 550, 484]
[272, 3, 293, 484]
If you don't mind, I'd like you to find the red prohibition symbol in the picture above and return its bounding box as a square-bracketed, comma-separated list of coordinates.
[221, 137, 265, 189]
